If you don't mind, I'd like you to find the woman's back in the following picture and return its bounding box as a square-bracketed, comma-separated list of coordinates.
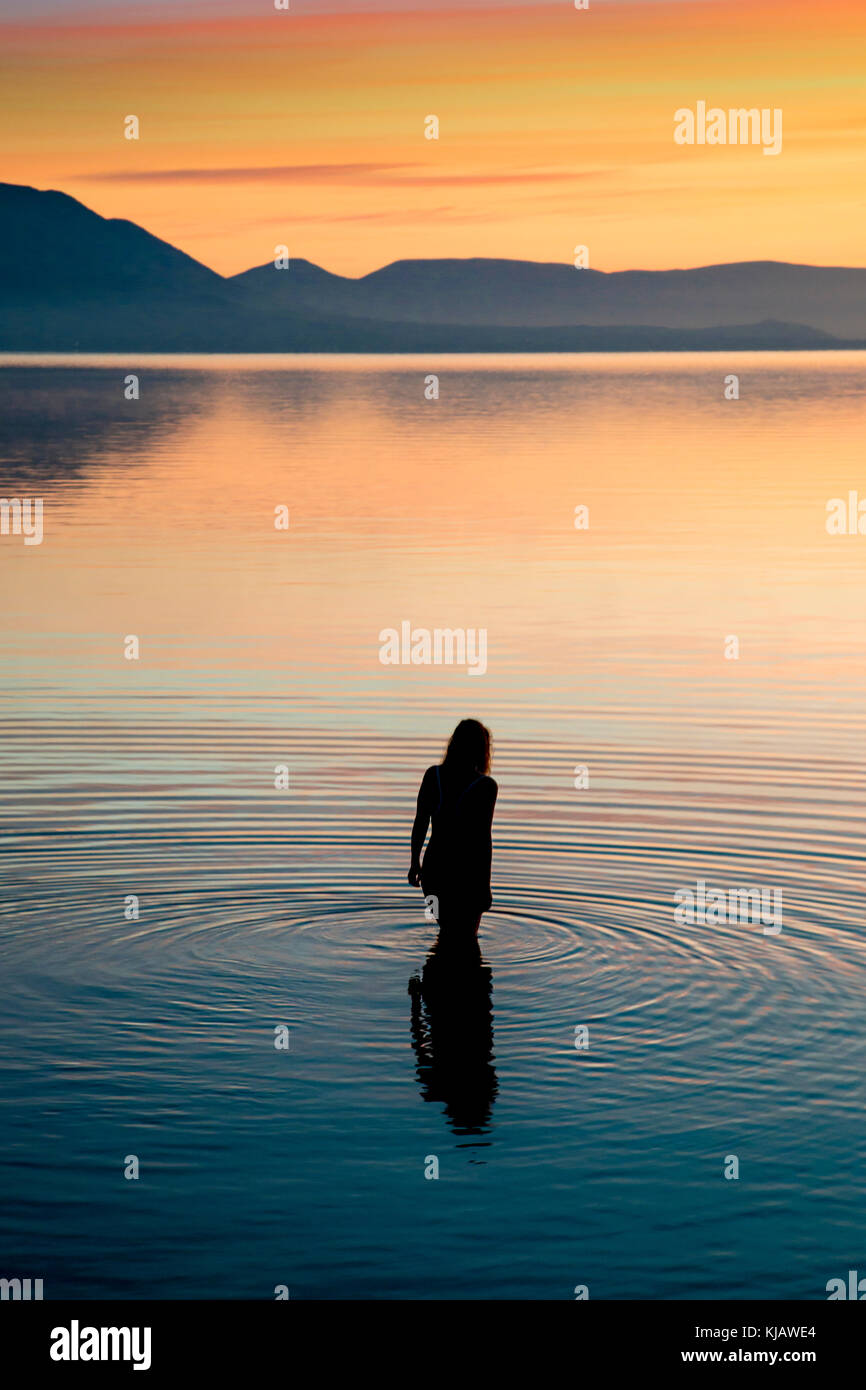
[420, 762, 497, 911]
[430, 763, 491, 823]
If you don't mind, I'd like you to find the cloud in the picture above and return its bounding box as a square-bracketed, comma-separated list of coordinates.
[76, 163, 412, 184]
[76, 163, 610, 187]
[187, 206, 461, 233]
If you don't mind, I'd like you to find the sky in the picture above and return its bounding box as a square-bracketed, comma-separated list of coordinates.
[1, 0, 863, 277]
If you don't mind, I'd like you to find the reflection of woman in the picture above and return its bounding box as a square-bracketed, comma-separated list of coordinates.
[409, 930, 498, 1135]
[408, 720, 498, 934]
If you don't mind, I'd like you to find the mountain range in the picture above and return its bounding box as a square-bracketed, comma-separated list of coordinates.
[2, 182, 865, 352]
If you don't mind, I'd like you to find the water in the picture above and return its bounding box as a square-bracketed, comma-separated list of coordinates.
[0, 352, 864, 1300]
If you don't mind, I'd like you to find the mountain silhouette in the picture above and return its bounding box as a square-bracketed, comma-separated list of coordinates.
[0, 182, 222, 296]
[2, 183, 864, 351]
[229, 256, 866, 339]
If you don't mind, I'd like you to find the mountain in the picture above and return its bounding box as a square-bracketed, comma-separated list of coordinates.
[230, 257, 349, 306]
[0, 182, 223, 297]
[229, 256, 866, 339]
[1, 183, 864, 351]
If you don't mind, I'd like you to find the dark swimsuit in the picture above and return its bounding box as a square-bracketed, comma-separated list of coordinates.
[420, 766, 494, 922]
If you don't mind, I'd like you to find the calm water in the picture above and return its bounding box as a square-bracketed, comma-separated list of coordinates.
[1, 352, 864, 1300]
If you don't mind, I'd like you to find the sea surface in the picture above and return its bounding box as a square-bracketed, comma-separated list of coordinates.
[0, 352, 864, 1299]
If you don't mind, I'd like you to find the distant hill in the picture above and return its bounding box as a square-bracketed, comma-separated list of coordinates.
[2, 183, 865, 352]
[230, 256, 866, 339]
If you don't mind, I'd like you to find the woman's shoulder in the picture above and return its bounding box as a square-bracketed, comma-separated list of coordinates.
[420, 764, 441, 795]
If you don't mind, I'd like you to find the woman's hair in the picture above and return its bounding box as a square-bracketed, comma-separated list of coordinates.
[442, 719, 491, 776]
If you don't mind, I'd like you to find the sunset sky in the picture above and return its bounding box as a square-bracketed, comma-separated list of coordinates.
[1, 0, 863, 277]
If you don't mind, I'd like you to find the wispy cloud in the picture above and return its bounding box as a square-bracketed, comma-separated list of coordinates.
[76, 163, 412, 184]
[187, 206, 462, 234]
[76, 163, 609, 187]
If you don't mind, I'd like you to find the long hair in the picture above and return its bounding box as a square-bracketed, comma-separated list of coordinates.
[442, 719, 491, 776]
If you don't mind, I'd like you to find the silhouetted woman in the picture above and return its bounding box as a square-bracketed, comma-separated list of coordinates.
[408, 719, 498, 935]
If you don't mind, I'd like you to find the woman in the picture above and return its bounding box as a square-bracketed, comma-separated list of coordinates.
[408, 719, 498, 934]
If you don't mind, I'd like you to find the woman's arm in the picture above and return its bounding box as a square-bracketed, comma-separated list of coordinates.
[408, 767, 435, 885]
[478, 778, 498, 887]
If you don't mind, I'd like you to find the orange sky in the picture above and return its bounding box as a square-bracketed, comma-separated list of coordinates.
[1, 0, 864, 277]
